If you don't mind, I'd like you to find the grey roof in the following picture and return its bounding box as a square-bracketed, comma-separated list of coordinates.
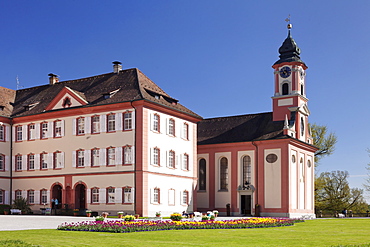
[10, 68, 201, 119]
[274, 30, 306, 66]
[197, 112, 286, 145]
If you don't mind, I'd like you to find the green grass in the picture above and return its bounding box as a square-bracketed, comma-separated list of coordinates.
[0, 219, 370, 246]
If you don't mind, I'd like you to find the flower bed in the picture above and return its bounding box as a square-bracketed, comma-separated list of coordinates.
[57, 218, 299, 233]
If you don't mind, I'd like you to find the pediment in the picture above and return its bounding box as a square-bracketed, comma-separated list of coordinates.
[45, 87, 88, 111]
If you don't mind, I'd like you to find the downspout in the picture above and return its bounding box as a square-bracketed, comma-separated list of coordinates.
[9, 119, 13, 205]
[252, 141, 258, 215]
[130, 102, 137, 215]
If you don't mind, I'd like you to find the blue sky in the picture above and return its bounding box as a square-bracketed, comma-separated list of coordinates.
[1, 1, 369, 199]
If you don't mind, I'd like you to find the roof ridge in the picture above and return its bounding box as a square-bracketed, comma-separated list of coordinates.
[203, 111, 272, 121]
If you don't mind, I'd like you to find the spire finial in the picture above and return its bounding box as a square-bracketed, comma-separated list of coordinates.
[285, 14, 292, 30]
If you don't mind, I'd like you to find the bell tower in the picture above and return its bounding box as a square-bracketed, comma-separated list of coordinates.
[272, 23, 312, 144]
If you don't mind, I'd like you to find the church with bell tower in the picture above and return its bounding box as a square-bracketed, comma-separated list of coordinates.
[197, 24, 317, 218]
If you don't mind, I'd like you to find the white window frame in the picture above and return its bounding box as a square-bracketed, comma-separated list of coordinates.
[28, 190, 35, 204]
[0, 154, 4, 171]
[92, 149, 100, 167]
[168, 151, 175, 168]
[91, 115, 100, 134]
[41, 190, 47, 204]
[107, 187, 115, 203]
[28, 154, 35, 170]
[123, 112, 132, 130]
[28, 124, 36, 140]
[16, 126, 23, 141]
[123, 187, 134, 203]
[107, 148, 115, 166]
[77, 150, 85, 167]
[0, 125, 4, 141]
[16, 155, 22, 171]
[107, 114, 115, 132]
[41, 123, 48, 139]
[41, 153, 48, 169]
[168, 119, 175, 136]
[91, 188, 99, 203]
[77, 118, 85, 135]
[54, 120, 62, 137]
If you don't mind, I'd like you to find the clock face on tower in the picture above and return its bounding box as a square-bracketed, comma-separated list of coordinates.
[279, 66, 291, 78]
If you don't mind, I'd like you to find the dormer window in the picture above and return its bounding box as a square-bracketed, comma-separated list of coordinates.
[24, 102, 39, 111]
[103, 89, 120, 99]
[62, 97, 72, 108]
[0, 106, 4, 111]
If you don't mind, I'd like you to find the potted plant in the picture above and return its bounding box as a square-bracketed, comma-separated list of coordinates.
[102, 212, 109, 218]
[95, 215, 104, 221]
[73, 209, 79, 216]
[202, 215, 210, 221]
[3, 208, 9, 215]
[134, 214, 140, 219]
[210, 215, 215, 221]
[124, 215, 136, 221]
[155, 212, 161, 217]
[86, 210, 92, 217]
[213, 210, 219, 217]
[170, 212, 182, 221]
[117, 211, 124, 219]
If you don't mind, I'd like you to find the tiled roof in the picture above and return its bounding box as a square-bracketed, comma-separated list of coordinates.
[197, 112, 286, 145]
[10, 68, 201, 119]
[0, 86, 16, 117]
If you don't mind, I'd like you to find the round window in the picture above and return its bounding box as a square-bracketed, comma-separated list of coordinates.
[266, 154, 278, 163]
[292, 155, 296, 163]
[307, 160, 312, 168]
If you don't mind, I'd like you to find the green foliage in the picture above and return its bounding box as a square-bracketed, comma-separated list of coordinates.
[12, 198, 31, 214]
[0, 204, 11, 214]
[0, 239, 40, 247]
[309, 123, 337, 164]
[315, 170, 368, 212]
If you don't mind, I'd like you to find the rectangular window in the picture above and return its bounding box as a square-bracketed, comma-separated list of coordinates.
[28, 190, 35, 204]
[91, 149, 100, 167]
[54, 120, 62, 137]
[92, 188, 99, 203]
[153, 114, 159, 132]
[0, 125, 4, 141]
[91, 116, 100, 134]
[123, 187, 133, 203]
[183, 123, 189, 140]
[41, 122, 48, 139]
[77, 118, 85, 135]
[0, 155, 4, 171]
[123, 146, 132, 164]
[107, 188, 115, 203]
[153, 148, 159, 166]
[153, 188, 160, 203]
[16, 190, 22, 200]
[16, 155, 22, 171]
[107, 114, 115, 132]
[28, 124, 36, 140]
[107, 148, 115, 166]
[28, 154, 35, 170]
[183, 154, 189, 170]
[16, 126, 22, 141]
[182, 191, 188, 205]
[54, 152, 62, 169]
[168, 151, 175, 168]
[123, 112, 132, 130]
[77, 150, 84, 167]
[41, 153, 48, 169]
[41, 190, 47, 204]
[168, 119, 175, 136]
[0, 190, 3, 204]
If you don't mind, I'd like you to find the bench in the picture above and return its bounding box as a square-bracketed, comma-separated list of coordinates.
[10, 209, 21, 215]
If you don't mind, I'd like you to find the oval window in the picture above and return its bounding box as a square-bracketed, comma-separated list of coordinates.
[266, 154, 278, 163]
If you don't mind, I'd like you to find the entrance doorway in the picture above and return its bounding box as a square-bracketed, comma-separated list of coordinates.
[241, 195, 252, 215]
[52, 184, 63, 209]
[75, 184, 86, 210]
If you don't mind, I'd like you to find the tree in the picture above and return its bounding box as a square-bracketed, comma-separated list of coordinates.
[364, 149, 370, 192]
[309, 123, 337, 164]
[315, 170, 367, 213]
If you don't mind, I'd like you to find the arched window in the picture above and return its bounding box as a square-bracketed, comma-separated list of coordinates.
[282, 83, 289, 95]
[198, 159, 206, 191]
[220, 157, 228, 191]
[242, 156, 251, 185]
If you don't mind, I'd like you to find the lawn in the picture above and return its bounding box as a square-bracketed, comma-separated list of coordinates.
[0, 218, 370, 246]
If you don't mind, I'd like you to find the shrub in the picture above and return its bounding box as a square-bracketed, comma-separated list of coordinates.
[170, 213, 182, 221]
[12, 198, 31, 214]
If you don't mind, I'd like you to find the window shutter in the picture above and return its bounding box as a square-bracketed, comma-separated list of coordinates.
[22, 125, 27, 140]
[72, 151, 76, 167]
[61, 120, 65, 136]
[85, 150, 91, 167]
[131, 146, 135, 164]
[116, 112, 122, 131]
[5, 125, 10, 141]
[5, 156, 9, 171]
[115, 147, 122, 165]
[85, 117, 91, 134]
[150, 113, 153, 131]
[99, 188, 106, 203]
[130, 188, 135, 202]
[150, 189, 153, 204]
[46, 190, 50, 204]
[22, 155, 27, 170]
[11, 191, 15, 202]
[72, 119, 76, 135]
[100, 148, 106, 166]
[35, 123, 40, 140]
[48, 153, 53, 169]
[22, 190, 27, 199]
[34, 154, 40, 170]
[100, 115, 106, 133]
[115, 188, 122, 203]
[12, 126, 15, 141]
[131, 111, 136, 130]
[180, 154, 183, 170]
[86, 189, 91, 204]
[60, 152, 65, 168]
[48, 122, 54, 138]
[166, 118, 169, 135]
[11, 156, 15, 171]
[34, 191, 40, 204]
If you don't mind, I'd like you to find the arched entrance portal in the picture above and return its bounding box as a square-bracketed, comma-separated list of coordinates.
[52, 184, 63, 209]
[75, 184, 86, 210]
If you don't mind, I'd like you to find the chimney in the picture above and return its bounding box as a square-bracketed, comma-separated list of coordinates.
[112, 61, 122, 73]
[48, 73, 59, 85]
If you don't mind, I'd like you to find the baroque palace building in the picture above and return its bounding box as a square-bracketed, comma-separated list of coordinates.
[0, 27, 317, 218]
